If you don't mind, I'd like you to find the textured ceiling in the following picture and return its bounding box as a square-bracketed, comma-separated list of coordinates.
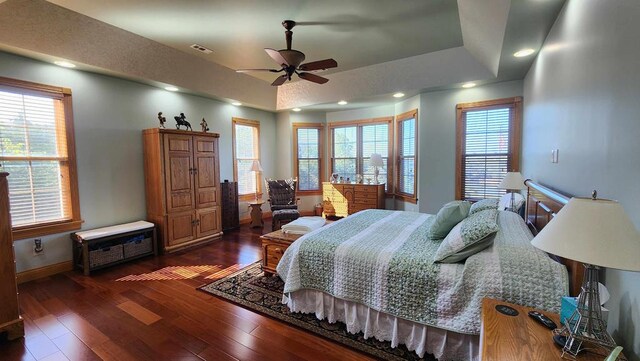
[0, 0, 565, 111]
[47, 0, 464, 83]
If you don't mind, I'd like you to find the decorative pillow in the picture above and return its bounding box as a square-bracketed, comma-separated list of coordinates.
[469, 198, 499, 215]
[498, 193, 525, 212]
[428, 201, 471, 239]
[434, 208, 499, 263]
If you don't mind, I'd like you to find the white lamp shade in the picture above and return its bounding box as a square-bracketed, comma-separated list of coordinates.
[531, 197, 640, 271]
[370, 153, 384, 167]
[250, 160, 263, 172]
[498, 172, 525, 190]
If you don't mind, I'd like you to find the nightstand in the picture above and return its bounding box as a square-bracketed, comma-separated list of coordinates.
[480, 298, 617, 361]
[248, 201, 265, 228]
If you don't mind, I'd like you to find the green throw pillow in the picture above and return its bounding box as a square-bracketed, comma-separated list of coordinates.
[428, 200, 471, 239]
[434, 208, 499, 263]
[469, 198, 499, 215]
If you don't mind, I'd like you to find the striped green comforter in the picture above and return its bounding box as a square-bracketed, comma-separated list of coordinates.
[276, 209, 568, 335]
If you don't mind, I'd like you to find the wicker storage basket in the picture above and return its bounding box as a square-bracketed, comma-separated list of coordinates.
[123, 237, 153, 258]
[89, 244, 124, 268]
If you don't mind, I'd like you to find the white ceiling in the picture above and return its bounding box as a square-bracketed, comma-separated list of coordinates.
[0, 0, 566, 112]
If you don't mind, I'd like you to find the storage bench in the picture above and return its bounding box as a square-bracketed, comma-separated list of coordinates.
[71, 221, 157, 275]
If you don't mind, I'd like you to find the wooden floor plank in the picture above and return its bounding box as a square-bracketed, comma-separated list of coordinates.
[4, 223, 374, 361]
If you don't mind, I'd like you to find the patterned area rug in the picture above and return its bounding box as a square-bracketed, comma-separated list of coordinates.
[198, 262, 435, 361]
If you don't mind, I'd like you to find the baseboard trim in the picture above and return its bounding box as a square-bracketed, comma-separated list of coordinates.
[17, 260, 73, 284]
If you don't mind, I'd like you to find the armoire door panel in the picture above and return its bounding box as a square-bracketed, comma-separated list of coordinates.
[168, 156, 192, 191]
[194, 136, 219, 209]
[197, 190, 218, 207]
[167, 137, 191, 152]
[167, 212, 195, 246]
[196, 207, 220, 239]
[164, 134, 195, 213]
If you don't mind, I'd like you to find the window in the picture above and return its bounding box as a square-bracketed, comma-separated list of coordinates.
[293, 123, 323, 193]
[455, 97, 522, 201]
[395, 109, 418, 203]
[329, 117, 393, 189]
[232, 118, 261, 200]
[0, 77, 81, 240]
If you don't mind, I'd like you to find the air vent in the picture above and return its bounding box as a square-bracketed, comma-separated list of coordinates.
[190, 44, 213, 54]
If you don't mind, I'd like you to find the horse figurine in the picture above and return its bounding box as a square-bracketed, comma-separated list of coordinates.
[200, 118, 209, 133]
[157, 112, 166, 128]
[173, 113, 192, 130]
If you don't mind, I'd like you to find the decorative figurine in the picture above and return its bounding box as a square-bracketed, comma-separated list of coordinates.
[339, 176, 344, 183]
[346, 177, 350, 183]
[356, 174, 363, 184]
[157, 112, 166, 128]
[174, 113, 192, 130]
[200, 118, 209, 132]
[331, 173, 339, 183]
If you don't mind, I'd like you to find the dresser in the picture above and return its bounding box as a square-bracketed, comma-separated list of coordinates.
[322, 182, 385, 217]
[0, 172, 24, 340]
[220, 180, 239, 232]
[142, 129, 223, 252]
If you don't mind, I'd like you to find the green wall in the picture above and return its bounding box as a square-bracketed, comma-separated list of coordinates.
[0, 51, 277, 272]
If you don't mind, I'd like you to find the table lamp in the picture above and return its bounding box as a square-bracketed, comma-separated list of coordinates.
[530, 191, 640, 357]
[249, 160, 263, 202]
[370, 153, 384, 184]
[498, 171, 525, 212]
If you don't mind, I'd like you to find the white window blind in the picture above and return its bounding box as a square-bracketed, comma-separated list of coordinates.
[296, 127, 320, 191]
[361, 123, 389, 190]
[398, 116, 416, 196]
[234, 122, 259, 196]
[0, 89, 71, 227]
[332, 126, 357, 182]
[462, 108, 511, 200]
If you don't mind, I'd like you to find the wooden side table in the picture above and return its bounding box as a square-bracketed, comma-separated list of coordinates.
[248, 201, 264, 228]
[480, 298, 618, 361]
[260, 230, 302, 276]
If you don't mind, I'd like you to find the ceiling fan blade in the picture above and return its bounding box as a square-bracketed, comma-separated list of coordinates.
[265, 48, 289, 66]
[236, 68, 283, 73]
[271, 74, 288, 86]
[298, 59, 338, 72]
[298, 72, 329, 84]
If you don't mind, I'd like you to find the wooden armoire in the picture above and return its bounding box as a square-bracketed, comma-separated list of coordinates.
[0, 172, 24, 340]
[142, 129, 222, 252]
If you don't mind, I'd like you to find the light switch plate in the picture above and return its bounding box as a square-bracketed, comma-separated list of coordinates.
[551, 149, 559, 163]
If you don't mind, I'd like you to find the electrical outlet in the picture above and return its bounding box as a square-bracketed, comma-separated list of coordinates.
[33, 238, 44, 256]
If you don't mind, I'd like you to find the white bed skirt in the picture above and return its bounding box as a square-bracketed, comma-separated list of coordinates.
[283, 290, 479, 361]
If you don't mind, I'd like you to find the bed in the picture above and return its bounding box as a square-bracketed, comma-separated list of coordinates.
[276, 180, 575, 361]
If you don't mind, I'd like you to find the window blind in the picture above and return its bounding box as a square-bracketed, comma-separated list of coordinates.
[361, 123, 388, 190]
[296, 127, 320, 191]
[332, 126, 357, 182]
[462, 108, 511, 200]
[0, 90, 72, 227]
[398, 117, 416, 195]
[234, 123, 259, 196]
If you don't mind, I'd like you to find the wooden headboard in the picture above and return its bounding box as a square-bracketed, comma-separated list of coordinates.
[524, 179, 583, 296]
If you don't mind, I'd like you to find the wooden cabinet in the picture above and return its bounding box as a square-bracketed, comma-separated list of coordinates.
[322, 182, 385, 217]
[221, 181, 239, 232]
[143, 129, 222, 252]
[260, 230, 302, 276]
[0, 172, 24, 340]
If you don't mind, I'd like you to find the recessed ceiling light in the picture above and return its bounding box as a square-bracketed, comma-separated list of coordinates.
[54, 61, 76, 68]
[338, 100, 348, 105]
[462, 82, 476, 88]
[292, 108, 301, 112]
[232, 101, 242, 106]
[164, 86, 179, 92]
[393, 92, 405, 98]
[513, 48, 536, 58]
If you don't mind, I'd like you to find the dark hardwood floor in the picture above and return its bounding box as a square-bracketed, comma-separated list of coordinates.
[1, 222, 374, 361]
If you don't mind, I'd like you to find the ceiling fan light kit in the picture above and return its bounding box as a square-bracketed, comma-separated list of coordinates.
[236, 20, 338, 86]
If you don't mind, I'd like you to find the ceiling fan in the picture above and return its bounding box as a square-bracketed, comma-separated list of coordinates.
[236, 20, 338, 86]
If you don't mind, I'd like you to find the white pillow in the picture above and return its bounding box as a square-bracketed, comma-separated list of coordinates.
[498, 193, 525, 211]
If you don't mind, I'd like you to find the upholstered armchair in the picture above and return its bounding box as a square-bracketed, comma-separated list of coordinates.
[265, 178, 300, 230]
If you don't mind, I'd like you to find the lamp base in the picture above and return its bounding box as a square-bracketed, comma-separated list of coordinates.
[374, 167, 380, 184]
[554, 264, 618, 359]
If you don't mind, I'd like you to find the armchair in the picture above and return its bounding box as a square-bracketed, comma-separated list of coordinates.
[265, 178, 300, 230]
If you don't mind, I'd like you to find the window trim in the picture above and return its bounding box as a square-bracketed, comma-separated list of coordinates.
[0, 76, 82, 240]
[231, 117, 262, 201]
[455, 96, 522, 201]
[328, 116, 394, 193]
[394, 109, 418, 204]
[292, 122, 324, 195]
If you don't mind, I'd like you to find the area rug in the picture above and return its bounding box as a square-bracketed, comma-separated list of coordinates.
[198, 262, 435, 361]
